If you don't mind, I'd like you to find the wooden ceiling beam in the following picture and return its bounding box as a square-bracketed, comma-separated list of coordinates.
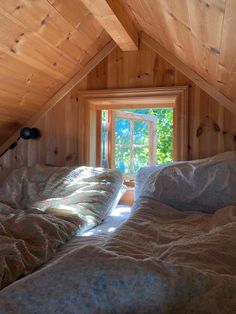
[80, 0, 138, 51]
[0, 40, 117, 156]
[141, 32, 236, 115]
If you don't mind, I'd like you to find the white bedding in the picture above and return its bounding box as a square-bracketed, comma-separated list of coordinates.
[0, 165, 124, 291]
[47, 204, 132, 261]
[0, 199, 235, 314]
[1, 153, 236, 313]
[137, 151, 236, 213]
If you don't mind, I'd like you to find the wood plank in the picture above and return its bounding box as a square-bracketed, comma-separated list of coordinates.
[0, 0, 74, 46]
[48, 0, 90, 28]
[141, 32, 236, 115]
[80, 0, 138, 51]
[58, 15, 107, 62]
[0, 7, 78, 80]
[0, 40, 117, 156]
[0, 0, 113, 146]
[119, 188, 134, 206]
[217, 0, 236, 100]
[2, 38, 236, 182]
[188, 83, 200, 160]
[96, 110, 102, 167]
[120, 0, 236, 101]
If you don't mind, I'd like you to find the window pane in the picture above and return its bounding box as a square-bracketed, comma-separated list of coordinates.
[101, 111, 108, 166]
[134, 147, 149, 172]
[133, 121, 149, 145]
[115, 147, 131, 173]
[156, 108, 173, 164]
[115, 119, 130, 145]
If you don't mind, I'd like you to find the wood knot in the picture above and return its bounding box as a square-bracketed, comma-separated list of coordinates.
[167, 11, 176, 20]
[210, 47, 220, 55]
[10, 47, 16, 54]
[66, 154, 72, 161]
[166, 68, 174, 75]
[196, 126, 203, 137]
[41, 14, 49, 26]
[213, 122, 220, 132]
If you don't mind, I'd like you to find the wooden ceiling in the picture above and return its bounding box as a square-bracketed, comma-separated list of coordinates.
[1, 0, 236, 148]
[0, 0, 111, 145]
[119, 0, 236, 103]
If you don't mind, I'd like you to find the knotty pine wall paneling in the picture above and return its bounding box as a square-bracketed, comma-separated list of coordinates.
[1, 43, 236, 183]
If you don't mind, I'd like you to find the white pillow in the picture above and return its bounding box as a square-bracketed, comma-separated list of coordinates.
[135, 164, 170, 201]
[137, 151, 236, 213]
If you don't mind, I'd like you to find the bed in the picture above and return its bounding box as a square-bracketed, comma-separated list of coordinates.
[0, 152, 236, 313]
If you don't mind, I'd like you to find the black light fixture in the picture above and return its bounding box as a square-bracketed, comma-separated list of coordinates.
[20, 127, 41, 140]
[0, 127, 41, 158]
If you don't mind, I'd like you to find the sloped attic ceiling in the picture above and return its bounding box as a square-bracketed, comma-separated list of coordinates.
[119, 0, 236, 103]
[1, 0, 236, 150]
[0, 0, 111, 145]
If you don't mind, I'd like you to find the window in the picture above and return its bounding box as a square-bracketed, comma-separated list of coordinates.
[101, 108, 173, 180]
[79, 87, 188, 169]
[111, 110, 157, 179]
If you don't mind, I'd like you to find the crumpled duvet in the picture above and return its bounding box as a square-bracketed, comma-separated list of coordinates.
[0, 205, 83, 290]
[0, 165, 123, 291]
[0, 198, 235, 314]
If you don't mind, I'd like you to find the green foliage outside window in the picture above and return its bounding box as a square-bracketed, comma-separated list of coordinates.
[117, 108, 173, 165]
[154, 108, 173, 164]
[102, 108, 173, 173]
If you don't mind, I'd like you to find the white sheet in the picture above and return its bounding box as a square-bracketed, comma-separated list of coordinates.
[0, 199, 235, 313]
[46, 204, 132, 261]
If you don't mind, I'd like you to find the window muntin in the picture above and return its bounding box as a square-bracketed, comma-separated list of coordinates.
[111, 110, 157, 179]
[101, 108, 174, 180]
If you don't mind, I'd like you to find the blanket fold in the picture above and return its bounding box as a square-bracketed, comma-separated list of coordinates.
[0, 165, 123, 290]
[0, 198, 235, 313]
[0, 206, 82, 290]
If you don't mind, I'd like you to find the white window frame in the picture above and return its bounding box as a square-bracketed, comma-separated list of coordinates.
[110, 110, 157, 179]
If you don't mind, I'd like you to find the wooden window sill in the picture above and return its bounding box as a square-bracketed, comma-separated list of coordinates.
[119, 187, 134, 206]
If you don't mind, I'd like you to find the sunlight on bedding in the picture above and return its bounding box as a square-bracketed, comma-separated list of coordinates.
[110, 205, 132, 216]
[82, 205, 132, 236]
